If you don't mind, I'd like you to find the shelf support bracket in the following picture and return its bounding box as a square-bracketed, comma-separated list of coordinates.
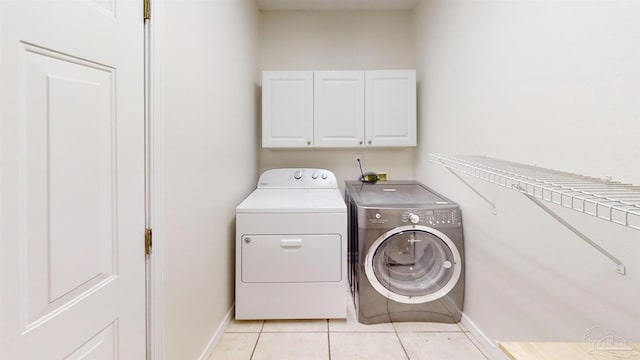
[445, 167, 498, 215]
[520, 191, 626, 275]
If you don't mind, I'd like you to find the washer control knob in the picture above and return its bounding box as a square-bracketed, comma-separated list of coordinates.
[375, 213, 381, 219]
[321, 172, 328, 180]
[408, 213, 420, 224]
[312, 172, 318, 179]
[293, 170, 303, 179]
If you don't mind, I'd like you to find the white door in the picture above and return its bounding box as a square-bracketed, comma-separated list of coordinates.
[365, 70, 417, 147]
[0, 0, 146, 358]
[314, 71, 365, 147]
[262, 71, 314, 148]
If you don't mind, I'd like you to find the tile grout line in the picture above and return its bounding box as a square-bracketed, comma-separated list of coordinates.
[248, 321, 265, 360]
[327, 319, 332, 360]
[392, 323, 412, 360]
[463, 331, 492, 360]
[248, 332, 261, 360]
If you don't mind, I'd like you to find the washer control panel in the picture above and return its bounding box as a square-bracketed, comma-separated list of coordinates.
[400, 209, 461, 226]
[363, 208, 461, 228]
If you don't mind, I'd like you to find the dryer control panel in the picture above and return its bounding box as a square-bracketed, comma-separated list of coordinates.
[257, 168, 338, 189]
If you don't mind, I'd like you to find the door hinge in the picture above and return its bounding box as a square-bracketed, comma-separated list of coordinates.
[145, 228, 153, 255]
[144, 0, 151, 20]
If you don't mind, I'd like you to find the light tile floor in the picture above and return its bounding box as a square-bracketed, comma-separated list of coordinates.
[210, 305, 494, 360]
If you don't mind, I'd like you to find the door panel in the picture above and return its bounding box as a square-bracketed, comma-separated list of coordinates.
[314, 71, 365, 147]
[24, 44, 117, 327]
[262, 71, 314, 148]
[1, 0, 145, 358]
[365, 70, 417, 147]
[64, 321, 117, 360]
[242, 234, 342, 283]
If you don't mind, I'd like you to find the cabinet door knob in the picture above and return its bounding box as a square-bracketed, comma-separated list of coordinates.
[359, 140, 363, 145]
[368, 140, 372, 144]
[307, 141, 311, 145]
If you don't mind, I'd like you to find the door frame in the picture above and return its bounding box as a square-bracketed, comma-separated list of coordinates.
[146, 0, 166, 358]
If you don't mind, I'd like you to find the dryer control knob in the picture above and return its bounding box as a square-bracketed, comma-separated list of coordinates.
[294, 170, 303, 179]
[408, 213, 420, 224]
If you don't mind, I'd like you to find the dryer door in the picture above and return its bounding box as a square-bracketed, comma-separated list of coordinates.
[364, 225, 461, 304]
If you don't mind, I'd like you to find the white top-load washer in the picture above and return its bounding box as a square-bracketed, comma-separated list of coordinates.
[235, 168, 347, 320]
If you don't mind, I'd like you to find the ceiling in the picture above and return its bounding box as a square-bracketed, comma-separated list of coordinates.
[256, 0, 420, 11]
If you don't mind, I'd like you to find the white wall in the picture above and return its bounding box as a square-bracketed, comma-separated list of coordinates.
[413, 0, 640, 344]
[259, 11, 416, 191]
[161, 0, 259, 358]
[156, 2, 639, 356]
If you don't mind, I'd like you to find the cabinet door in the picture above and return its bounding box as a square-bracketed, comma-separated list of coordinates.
[365, 70, 417, 147]
[262, 71, 313, 148]
[314, 71, 365, 147]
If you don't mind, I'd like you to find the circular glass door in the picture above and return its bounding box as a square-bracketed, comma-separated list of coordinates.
[364, 225, 461, 304]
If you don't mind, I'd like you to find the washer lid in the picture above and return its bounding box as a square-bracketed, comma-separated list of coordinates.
[236, 188, 346, 213]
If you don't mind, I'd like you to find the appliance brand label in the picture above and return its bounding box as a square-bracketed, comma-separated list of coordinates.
[368, 219, 388, 224]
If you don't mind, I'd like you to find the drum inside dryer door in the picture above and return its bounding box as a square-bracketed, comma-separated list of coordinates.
[364, 226, 461, 304]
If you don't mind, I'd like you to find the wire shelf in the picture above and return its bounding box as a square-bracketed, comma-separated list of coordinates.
[429, 154, 640, 231]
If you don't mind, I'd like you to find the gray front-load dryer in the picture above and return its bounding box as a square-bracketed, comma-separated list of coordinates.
[345, 181, 465, 324]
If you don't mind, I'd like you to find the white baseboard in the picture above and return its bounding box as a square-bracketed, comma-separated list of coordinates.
[197, 304, 235, 360]
[461, 313, 510, 360]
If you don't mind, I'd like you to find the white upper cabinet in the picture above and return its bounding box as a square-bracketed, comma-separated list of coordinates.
[365, 70, 417, 147]
[262, 70, 416, 148]
[313, 71, 365, 147]
[262, 71, 314, 148]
